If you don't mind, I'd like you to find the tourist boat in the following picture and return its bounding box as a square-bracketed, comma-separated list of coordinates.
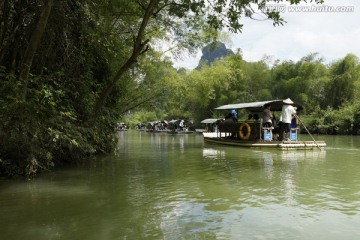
[203, 99, 326, 150]
[167, 119, 194, 134]
[195, 118, 219, 134]
[145, 121, 169, 133]
[135, 123, 146, 131]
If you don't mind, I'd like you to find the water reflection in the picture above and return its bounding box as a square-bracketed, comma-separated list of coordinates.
[1, 134, 360, 240]
[278, 150, 327, 162]
[202, 148, 236, 178]
[260, 150, 328, 202]
[262, 152, 274, 180]
[202, 148, 226, 160]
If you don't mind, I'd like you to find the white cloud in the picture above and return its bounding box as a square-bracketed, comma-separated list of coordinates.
[172, 51, 202, 69]
[174, 0, 360, 69]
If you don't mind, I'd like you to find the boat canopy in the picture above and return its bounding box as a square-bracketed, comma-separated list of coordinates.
[214, 98, 303, 112]
[168, 119, 179, 124]
[200, 118, 219, 124]
[169, 119, 193, 124]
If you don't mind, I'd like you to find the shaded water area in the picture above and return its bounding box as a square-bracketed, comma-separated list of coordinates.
[1, 131, 360, 240]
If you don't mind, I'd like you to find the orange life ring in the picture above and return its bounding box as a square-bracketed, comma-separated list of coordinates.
[239, 122, 251, 140]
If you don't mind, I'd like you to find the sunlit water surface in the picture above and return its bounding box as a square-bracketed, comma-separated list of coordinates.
[1, 132, 360, 240]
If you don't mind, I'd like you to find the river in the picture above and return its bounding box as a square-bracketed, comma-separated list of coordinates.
[1, 131, 360, 240]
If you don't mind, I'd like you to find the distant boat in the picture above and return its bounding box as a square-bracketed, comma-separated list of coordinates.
[203, 99, 326, 150]
[135, 123, 146, 131]
[167, 119, 194, 134]
[116, 122, 128, 131]
[196, 118, 220, 134]
[144, 120, 170, 133]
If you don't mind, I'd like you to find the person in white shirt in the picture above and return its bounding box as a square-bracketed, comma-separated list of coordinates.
[279, 99, 296, 141]
[179, 120, 184, 131]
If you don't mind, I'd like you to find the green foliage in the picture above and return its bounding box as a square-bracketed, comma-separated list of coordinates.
[0, 1, 122, 177]
[0, 69, 118, 177]
[325, 54, 360, 108]
[0, 0, 353, 177]
[269, 53, 331, 112]
[304, 102, 360, 135]
[124, 110, 167, 128]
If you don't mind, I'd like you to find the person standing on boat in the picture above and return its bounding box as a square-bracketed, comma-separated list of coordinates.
[231, 109, 237, 120]
[291, 108, 298, 129]
[262, 103, 273, 128]
[225, 109, 238, 122]
[179, 120, 185, 131]
[279, 99, 297, 141]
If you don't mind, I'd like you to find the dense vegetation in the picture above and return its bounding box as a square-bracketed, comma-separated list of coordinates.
[128, 52, 360, 135]
[3, 0, 358, 178]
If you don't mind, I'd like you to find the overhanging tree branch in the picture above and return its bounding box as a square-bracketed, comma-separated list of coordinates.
[119, 94, 158, 115]
[87, 0, 159, 125]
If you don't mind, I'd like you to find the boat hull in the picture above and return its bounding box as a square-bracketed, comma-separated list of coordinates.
[167, 130, 194, 134]
[203, 136, 326, 150]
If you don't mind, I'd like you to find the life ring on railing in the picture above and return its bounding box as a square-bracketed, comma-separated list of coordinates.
[239, 122, 251, 140]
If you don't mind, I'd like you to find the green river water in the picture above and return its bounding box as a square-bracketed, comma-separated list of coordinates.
[1, 131, 360, 240]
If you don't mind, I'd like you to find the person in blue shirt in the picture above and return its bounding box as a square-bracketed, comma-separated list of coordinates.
[230, 109, 237, 120]
[291, 116, 297, 129]
[225, 109, 238, 122]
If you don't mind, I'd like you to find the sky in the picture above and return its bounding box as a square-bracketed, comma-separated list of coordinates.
[172, 0, 360, 69]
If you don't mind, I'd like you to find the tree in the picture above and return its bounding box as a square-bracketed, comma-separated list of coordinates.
[325, 54, 360, 108]
[269, 53, 330, 112]
[88, 0, 325, 123]
[19, 0, 54, 99]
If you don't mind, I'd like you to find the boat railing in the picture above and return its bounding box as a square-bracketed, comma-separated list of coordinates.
[217, 120, 262, 140]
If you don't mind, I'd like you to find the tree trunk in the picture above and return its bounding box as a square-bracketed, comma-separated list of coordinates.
[19, 0, 54, 100]
[0, 0, 9, 63]
[87, 0, 159, 125]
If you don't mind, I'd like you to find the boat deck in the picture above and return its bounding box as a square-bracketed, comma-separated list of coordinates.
[203, 136, 326, 150]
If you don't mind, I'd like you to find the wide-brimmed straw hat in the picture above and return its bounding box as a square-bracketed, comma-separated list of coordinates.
[283, 98, 294, 104]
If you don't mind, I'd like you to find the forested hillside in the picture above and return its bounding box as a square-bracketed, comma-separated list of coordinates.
[196, 41, 234, 69]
